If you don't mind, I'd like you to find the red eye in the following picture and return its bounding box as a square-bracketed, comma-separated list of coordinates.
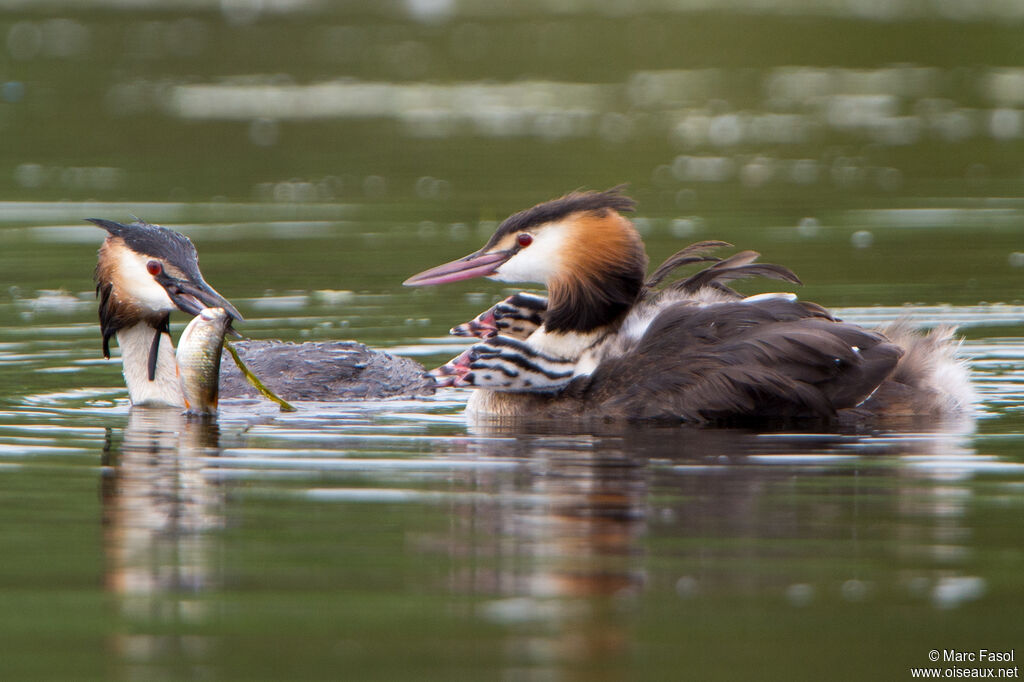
[517, 233, 533, 247]
[146, 260, 162, 276]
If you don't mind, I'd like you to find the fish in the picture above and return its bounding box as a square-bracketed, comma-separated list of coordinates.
[176, 307, 230, 415]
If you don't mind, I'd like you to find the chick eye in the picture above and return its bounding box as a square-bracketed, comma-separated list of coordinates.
[146, 260, 163, 276]
[517, 233, 533, 247]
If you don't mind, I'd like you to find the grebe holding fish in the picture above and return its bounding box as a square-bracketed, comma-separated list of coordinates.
[91, 218, 433, 408]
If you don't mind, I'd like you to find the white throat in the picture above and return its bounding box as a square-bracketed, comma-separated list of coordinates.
[116, 323, 184, 408]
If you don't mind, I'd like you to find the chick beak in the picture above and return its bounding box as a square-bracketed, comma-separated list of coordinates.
[403, 249, 512, 286]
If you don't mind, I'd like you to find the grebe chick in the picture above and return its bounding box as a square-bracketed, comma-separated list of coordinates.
[404, 188, 975, 424]
[92, 218, 433, 407]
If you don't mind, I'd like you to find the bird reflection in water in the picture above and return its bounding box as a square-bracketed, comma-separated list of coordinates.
[101, 408, 223, 678]
[430, 420, 981, 674]
[437, 424, 651, 671]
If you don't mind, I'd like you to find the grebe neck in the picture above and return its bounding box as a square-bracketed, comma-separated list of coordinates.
[116, 322, 184, 408]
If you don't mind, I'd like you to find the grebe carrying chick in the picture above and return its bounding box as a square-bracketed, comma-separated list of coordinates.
[405, 188, 974, 424]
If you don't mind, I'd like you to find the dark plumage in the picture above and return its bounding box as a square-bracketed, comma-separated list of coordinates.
[95, 278, 167, 360]
[89, 218, 204, 285]
[480, 186, 636, 252]
[219, 340, 435, 401]
[585, 299, 903, 421]
[643, 240, 729, 290]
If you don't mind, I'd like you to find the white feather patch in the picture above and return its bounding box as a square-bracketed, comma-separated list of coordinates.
[116, 247, 175, 313]
[741, 292, 798, 304]
[526, 326, 604, 360]
[116, 323, 184, 407]
[490, 222, 568, 284]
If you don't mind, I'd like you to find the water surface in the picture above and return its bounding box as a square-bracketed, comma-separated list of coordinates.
[2, 1, 1024, 680]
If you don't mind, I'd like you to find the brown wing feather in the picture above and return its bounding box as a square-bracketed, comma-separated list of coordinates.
[644, 240, 731, 289]
[582, 299, 901, 422]
[675, 251, 802, 293]
[642, 246, 803, 301]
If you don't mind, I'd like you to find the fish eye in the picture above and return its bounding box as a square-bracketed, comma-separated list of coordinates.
[517, 233, 533, 247]
[146, 260, 163, 276]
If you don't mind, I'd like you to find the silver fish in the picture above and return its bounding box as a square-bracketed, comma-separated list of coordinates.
[176, 307, 229, 415]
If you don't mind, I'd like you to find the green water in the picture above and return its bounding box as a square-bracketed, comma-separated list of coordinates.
[1, 2, 1024, 680]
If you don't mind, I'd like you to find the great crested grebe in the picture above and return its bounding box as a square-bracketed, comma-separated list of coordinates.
[92, 218, 433, 407]
[404, 188, 975, 423]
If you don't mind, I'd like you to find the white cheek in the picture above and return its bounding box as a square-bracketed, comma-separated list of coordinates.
[119, 250, 174, 312]
[489, 222, 566, 284]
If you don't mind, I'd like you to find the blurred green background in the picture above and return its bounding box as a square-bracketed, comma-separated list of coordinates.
[3, 0, 1024, 328]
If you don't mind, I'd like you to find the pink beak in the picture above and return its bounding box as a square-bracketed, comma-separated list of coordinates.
[403, 250, 512, 286]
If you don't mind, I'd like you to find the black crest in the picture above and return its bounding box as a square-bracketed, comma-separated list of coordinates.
[483, 186, 637, 250]
[88, 218, 203, 282]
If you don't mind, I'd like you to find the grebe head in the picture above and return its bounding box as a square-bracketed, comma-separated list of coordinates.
[404, 187, 648, 332]
[91, 218, 242, 357]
